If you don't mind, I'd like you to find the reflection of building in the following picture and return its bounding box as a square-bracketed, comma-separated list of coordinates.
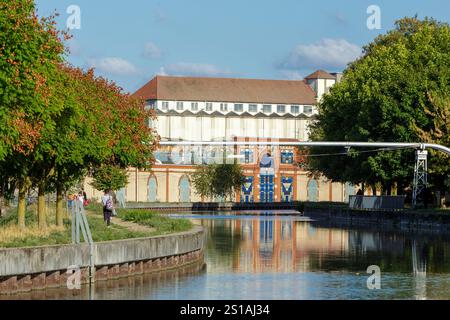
[198, 218, 349, 273]
[85, 71, 356, 203]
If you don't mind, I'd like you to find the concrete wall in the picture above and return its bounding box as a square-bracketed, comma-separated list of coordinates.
[0, 226, 204, 277]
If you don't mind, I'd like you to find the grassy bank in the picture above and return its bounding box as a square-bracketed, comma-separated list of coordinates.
[119, 209, 192, 234]
[0, 204, 192, 248]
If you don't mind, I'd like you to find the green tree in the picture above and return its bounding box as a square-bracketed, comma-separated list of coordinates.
[308, 17, 450, 197]
[0, 0, 67, 227]
[91, 165, 129, 192]
[191, 164, 245, 201]
[0, 1, 157, 228]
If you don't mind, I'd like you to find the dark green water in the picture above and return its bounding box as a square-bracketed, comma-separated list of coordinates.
[5, 212, 450, 300]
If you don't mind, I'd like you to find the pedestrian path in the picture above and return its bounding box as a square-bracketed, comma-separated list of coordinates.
[111, 217, 156, 233]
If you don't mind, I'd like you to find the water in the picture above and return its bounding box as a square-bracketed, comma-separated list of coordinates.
[4, 211, 450, 300]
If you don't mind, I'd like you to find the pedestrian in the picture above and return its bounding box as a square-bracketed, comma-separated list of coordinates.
[68, 193, 74, 209]
[82, 189, 88, 206]
[77, 191, 84, 204]
[101, 190, 114, 226]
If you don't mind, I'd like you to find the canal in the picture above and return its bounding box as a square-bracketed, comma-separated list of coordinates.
[5, 211, 450, 300]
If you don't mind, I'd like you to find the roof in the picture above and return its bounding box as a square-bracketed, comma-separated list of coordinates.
[304, 70, 336, 80]
[133, 76, 317, 105]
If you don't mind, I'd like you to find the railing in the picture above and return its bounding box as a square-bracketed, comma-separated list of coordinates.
[71, 200, 95, 284]
[349, 195, 406, 210]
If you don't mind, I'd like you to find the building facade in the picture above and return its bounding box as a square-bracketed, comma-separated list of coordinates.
[85, 70, 356, 203]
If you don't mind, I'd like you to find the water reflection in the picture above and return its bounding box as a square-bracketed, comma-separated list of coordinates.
[196, 217, 350, 273]
[2, 212, 450, 300]
[412, 240, 428, 300]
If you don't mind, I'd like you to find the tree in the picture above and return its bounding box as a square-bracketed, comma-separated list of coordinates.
[308, 17, 450, 198]
[91, 165, 129, 192]
[0, 1, 158, 228]
[191, 164, 245, 201]
[0, 0, 68, 227]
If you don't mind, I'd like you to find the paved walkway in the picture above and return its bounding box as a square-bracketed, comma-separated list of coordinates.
[111, 217, 156, 233]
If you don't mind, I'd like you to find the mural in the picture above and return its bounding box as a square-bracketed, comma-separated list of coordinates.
[259, 153, 274, 203]
[260, 174, 274, 202]
[241, 176, 254, 203]
[281, 176, 294, 202]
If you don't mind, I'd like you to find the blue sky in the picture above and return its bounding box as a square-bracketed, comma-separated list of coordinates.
[35, 0, 450, 93]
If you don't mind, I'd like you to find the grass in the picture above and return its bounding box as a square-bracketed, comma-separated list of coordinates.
[0, 203, 193, 248]
[118, 209, 193, 234]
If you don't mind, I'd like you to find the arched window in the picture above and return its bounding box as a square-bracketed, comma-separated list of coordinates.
[148, 176, 157, 202]
[344, 182, 356, 202]
[116, 187, 126, 208]
[307, 179, 319, 202]
[179, 175, 191, 203]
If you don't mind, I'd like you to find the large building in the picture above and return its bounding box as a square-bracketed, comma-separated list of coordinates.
[85, 70, 357, 203]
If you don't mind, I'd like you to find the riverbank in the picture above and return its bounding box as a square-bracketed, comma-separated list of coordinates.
[0, 225, 205, 295]
[0, 205, 192, 248]
[305, 205, 450, 233]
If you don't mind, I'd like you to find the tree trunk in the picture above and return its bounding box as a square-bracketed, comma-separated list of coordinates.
[38, 183, 47, 229]
[385, 182, 392, 196]
[371, 184, 377, 196]
[56, 183, 64, 227]
[17, 181, 27, 229]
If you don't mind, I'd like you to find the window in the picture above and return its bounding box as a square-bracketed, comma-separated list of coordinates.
[191, 102, 198, 111]
[206, 102, 213, 111]
[146, 99, 156, 110]
[220, 103, 228, 112]
[291, 105, 300, 114]
[262, 105, 272, 113]
[277, 105, 286, 113]
[281, 150, 294, 164]
[248, 104, 258, 112]
[234, 104, 243, 112]
[161, 101, 169, 110]
[240, 149, 254, 164]
[176, 101, 184, 111]
[303, 105, 313, 114]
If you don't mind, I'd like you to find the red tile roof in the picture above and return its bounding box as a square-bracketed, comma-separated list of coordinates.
[134, 76, 317, 105]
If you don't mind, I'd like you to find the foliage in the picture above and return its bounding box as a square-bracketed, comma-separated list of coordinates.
[118, 209, 193, 234]
[0, 0, 158, 228]
[0, 206, 192, 248]
[0, 0, 67, 160]
[308, 17, 450, 194]
[91, 164, 129, 192]
[191, 164, 245, 200]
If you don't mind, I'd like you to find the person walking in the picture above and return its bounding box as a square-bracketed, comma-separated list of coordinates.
[101, 190, 114, 226]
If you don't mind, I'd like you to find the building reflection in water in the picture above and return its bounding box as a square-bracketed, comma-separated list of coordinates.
[412, 239, 427, 300]
[195, 216, 349, 273]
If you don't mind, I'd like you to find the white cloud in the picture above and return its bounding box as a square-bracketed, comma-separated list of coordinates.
[279, 38, 362, 70]
[278, 70, 304, 80]
[86, 57, 139, 76]
[143, 42, 162, 59]
[159, 62, 232, 77]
